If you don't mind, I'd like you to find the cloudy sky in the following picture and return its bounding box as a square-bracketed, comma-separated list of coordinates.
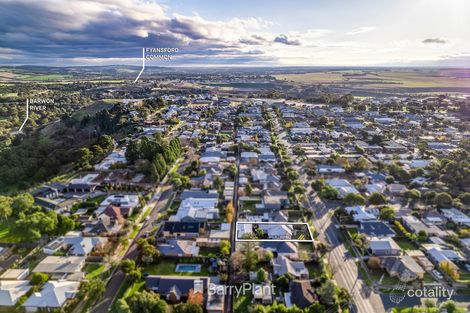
[1, 0, 469, 67]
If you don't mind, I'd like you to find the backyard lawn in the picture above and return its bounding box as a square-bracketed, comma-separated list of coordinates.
[85, 263, 106, 280]
[394, 238, 416, 251]
[143, 259, 210, 276]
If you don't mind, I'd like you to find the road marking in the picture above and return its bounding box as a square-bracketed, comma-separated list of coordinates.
[134, 48, 145, 83]
[18, 98, 29, 132]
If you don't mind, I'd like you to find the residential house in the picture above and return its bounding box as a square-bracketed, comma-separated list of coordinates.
[157, 240, 200, 257]
[0, 280, 31, 307]
[145, 276, 208, 303]
[272, 255, 309, 279]
[368, 237, 401, 256]
[380, 256, 425, 282]
[284, 280, 316, 309]
[162, 222, 205, 239]
[23, 281, 80, 312]
[359, 221, 395, 238]
[32, 256, 85, 281]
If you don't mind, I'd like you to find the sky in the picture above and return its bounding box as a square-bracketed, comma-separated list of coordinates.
[0, 0, 470, 67]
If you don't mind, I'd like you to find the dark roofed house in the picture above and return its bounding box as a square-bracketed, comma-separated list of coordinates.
[260, 242, 298, 257]
[288, 280, 316, 309]
[162, 222, 205, 239]
[180, 190, 219, 200]
[145, 276, 208, 303]
[359, 221, 395, 238]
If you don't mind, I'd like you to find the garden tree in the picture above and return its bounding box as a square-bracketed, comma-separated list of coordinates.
[213, 176, 224, 191]
[405, 189, 421, 201]
[14, 211, 59, 242]
[336, 287, 351, 307]
[81, 279, 105, 301]
[173, 303, 203, 313]
[121, 259, 136, 274]
[31, 272, 49, 286]
[263, 250, 274, 262]
[343, 193, 365, 206]
[0, 195, 12, 220]
[116, 299, 132, 313]
[379, 206, 395, 221]
[418, 230, 428, 242]
[220, 240, 231, 257]
[226, 201, 234, 223]
[241, 241, 258, 272]
[316, 242, 330, 257]
[439, 261, 460, 281]
[311, 179, 325, 191]
[440, 301, 458, 313]
[317, 280, 336, 305]
[245, 183, 253, 195]
[56, 214, 75, 235]
[91, 145, 104, 156]
[319, 185, 338, 200]
[256, 268, 268, 283]
[458, 192, 470, 205]
[126, 140, 141, 164]
[137, 238, 160, 264]
[274, 273, 293, 292]
[318, 116, 329, 126]
[230, 251, 244, 272]
[388, 163, 410, 182]
[306, 168, 316, 178]
[127, 290, 168, 313]
[128, 268, 142, 282]
[76, 147, 93, 168]
[305, 303, 327, 313]
[12, 193, 34, 216]
[435, 192, 453, 208]
[367, 256, 381, 269]
[96, 134, 114, 152]
[368, 192, 387, 205]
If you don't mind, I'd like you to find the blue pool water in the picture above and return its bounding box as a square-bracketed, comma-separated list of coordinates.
[175, 264, 202, 273]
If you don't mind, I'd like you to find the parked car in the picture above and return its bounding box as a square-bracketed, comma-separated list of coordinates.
[432, 269, 443, 279]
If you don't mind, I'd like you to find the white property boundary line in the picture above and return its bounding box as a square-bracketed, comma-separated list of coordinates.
[18, 98, 29, 132]
[134, 48, 145, 83]
[235, 221, 314, 242]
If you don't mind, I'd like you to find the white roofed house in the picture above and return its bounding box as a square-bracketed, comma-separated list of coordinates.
[345, 206, 377, 222]
[22, 281, 80, 312]
[272, 255, 309, 279]
[43, 232, 108, 256]
[325, 179, 359, 199]
[98, 194, 140, 216]
[0, 280, 32, 307]
[169, 197, 219, 223]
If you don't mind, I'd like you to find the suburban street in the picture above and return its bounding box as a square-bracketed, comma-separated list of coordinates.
[91, 185, 174, 313]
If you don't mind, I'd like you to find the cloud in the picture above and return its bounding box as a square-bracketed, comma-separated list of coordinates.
[273, 34, 301, 46]
[347, 26, 375, 35]
[422, 38, 447, 45]
[0, 0, 275, 65]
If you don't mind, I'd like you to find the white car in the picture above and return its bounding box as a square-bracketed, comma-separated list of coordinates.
[432, 270, 443, 279]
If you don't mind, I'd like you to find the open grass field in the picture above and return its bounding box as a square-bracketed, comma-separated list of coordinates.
[275, 69, 470, 89]
[24, 74, 69, 81]
[71, 101, 114, 121]
[0, 220, 21, 244]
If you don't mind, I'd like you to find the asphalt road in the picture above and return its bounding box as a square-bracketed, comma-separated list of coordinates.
[91, 186, 174, 313]
[278, 127, 386, 313]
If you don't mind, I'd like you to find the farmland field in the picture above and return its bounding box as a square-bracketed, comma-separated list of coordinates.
[275, 69, 470, 89]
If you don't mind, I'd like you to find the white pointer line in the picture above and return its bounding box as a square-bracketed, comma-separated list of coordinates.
[18, 98, 29, 132]
[134, 48, 145, 83]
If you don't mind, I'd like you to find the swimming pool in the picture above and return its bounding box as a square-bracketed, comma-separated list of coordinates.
[175, 264, 202, 273]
